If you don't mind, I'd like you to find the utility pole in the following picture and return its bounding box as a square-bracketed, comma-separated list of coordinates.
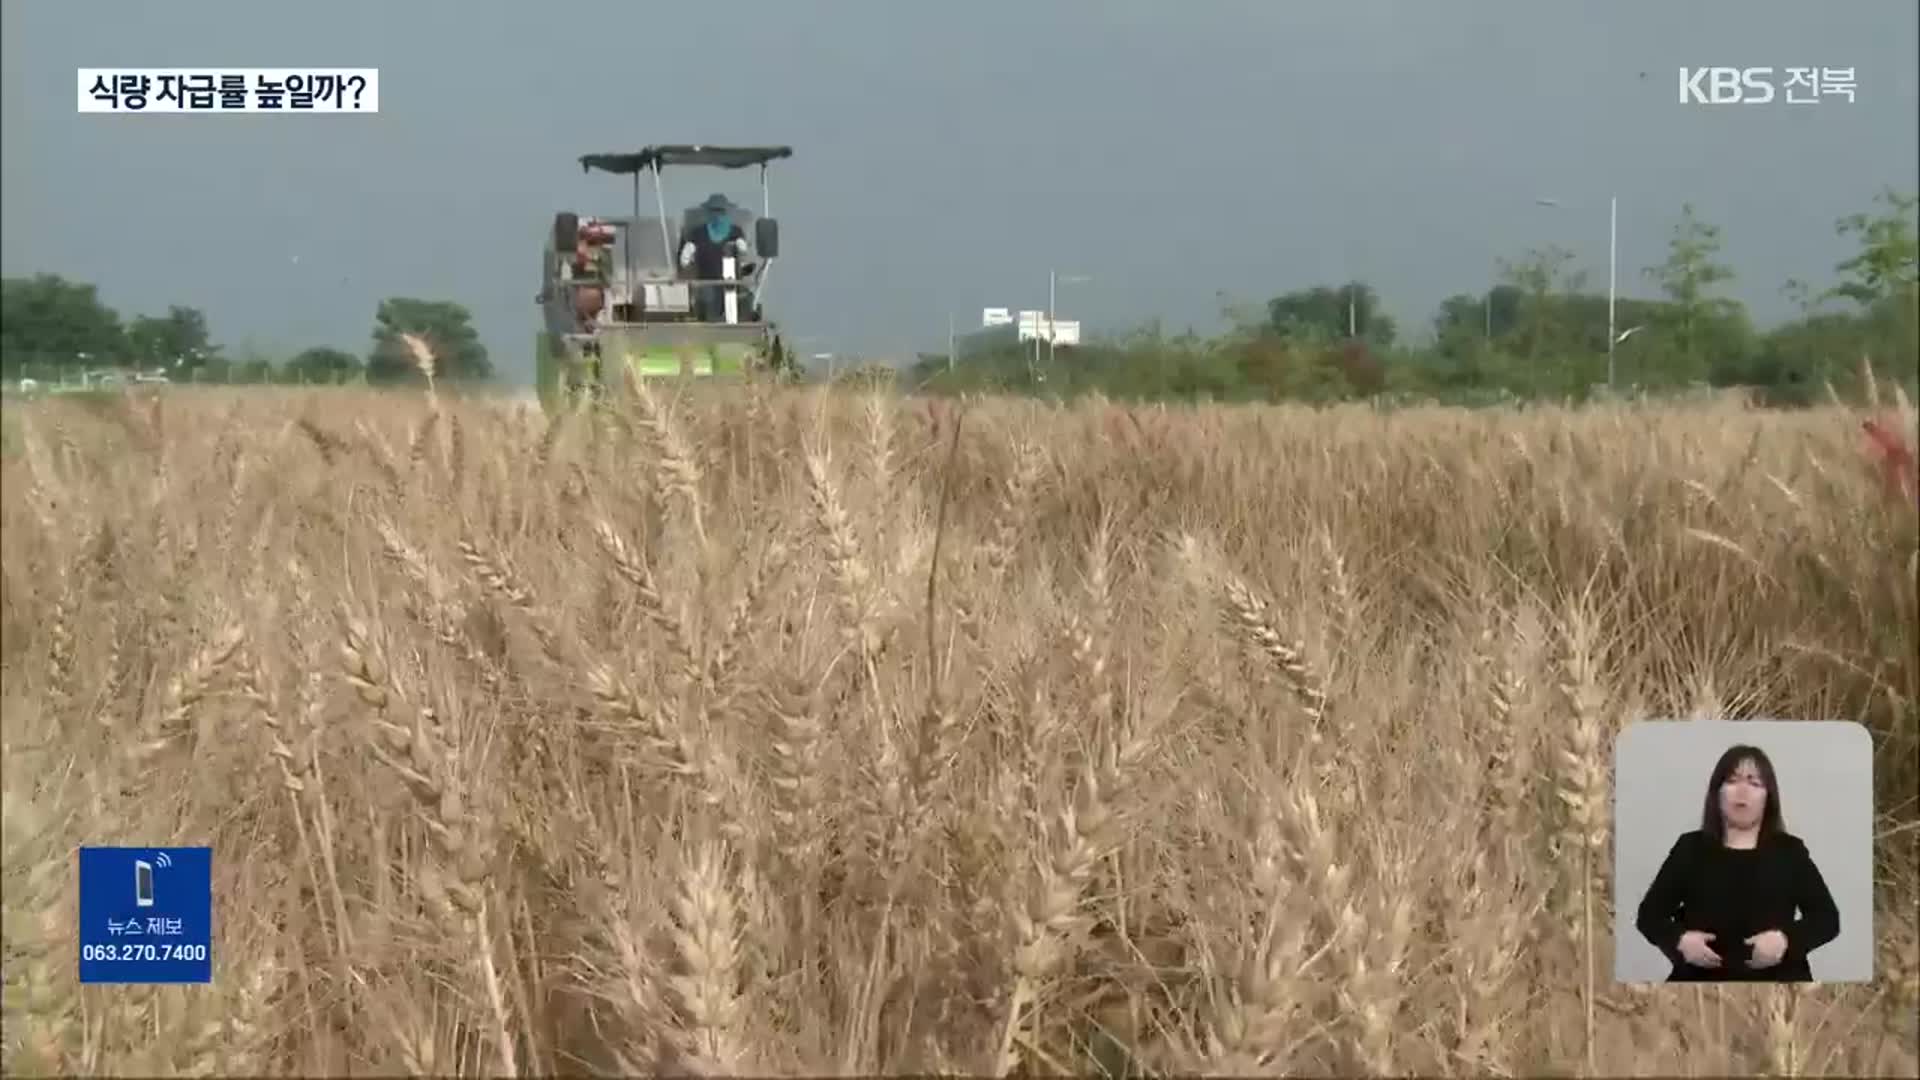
[1048, 270, 1057, 371]
[1607, 194, 1618, 393]
[947, 312, 955, 372]
[1047, 271, 1090, 373]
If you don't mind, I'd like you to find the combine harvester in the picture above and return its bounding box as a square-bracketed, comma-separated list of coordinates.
[535, 144, 795, 414]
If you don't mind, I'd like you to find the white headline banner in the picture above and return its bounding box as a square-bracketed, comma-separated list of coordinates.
[78, 69, 379, 113]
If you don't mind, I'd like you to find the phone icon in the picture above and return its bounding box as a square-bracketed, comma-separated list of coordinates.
[134, 860, 154, 907]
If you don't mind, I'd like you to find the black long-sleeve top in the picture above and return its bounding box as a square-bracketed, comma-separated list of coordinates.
[677, 222, 749, 281]
[1634, 829, 1840, 982]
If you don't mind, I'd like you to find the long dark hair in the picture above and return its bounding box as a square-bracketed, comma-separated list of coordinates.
[1700, 743, 1786, 840]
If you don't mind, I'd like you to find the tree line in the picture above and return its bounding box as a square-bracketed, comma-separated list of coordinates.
[0, 285, 491, 386]
[3, 188, 1912, 405]
[911, 188, 1918, 406]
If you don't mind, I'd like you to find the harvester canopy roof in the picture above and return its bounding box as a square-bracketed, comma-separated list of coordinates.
[578, 145, 794, 175]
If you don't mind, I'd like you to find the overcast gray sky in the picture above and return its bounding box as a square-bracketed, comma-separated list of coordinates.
[4, 0, 1916, 382]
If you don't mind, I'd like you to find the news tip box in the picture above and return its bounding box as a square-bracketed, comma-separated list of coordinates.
[78, 846, 213, 984]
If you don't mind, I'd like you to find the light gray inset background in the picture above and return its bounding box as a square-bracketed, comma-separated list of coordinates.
[1613, 719, 1874, 983]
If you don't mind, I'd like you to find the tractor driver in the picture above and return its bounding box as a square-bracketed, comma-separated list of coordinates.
[678, 193, 757, 321]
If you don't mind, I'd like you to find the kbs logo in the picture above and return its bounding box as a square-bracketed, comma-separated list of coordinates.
[1678, 67, 1857, 105]
[1679, 67, 1775, 104]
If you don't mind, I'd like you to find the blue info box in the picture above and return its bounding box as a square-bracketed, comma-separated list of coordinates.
[78, 847, 212, 984]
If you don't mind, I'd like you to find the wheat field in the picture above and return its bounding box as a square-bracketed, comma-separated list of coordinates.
[2, 381, 1917, 1077]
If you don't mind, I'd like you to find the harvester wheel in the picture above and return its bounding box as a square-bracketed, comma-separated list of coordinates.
[553, 212, 580, 253]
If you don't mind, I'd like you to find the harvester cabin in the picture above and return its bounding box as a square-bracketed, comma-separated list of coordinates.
[559, 207, 770, 326]
[552, 145, 789, 331]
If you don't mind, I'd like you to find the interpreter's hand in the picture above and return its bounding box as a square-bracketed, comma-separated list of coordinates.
[1677, 930, 1722, 968]
[1746, 929, 1788, 968]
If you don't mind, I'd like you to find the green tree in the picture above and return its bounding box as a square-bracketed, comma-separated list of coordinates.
[1779, 277, 1826, 318]
[1231, 335, 1305, 400]
[1265, 282, 1398, 350]
[1432, 285, 1524, 348]
[1830, 188, 1919, 308]
[0, 273, 127, 372]
[127, 305, 217, 373]
[1642, 203, 1737, 380]
[286, 346, 363, 384]
[233, 357, 276, 383]
[367, 297, 491, 382]
[1830, 188, 1919, 379]
[1738, 312, 1863, 404]
[1747, 191, 1919, 401]
[1497, 245, 1582, 360]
